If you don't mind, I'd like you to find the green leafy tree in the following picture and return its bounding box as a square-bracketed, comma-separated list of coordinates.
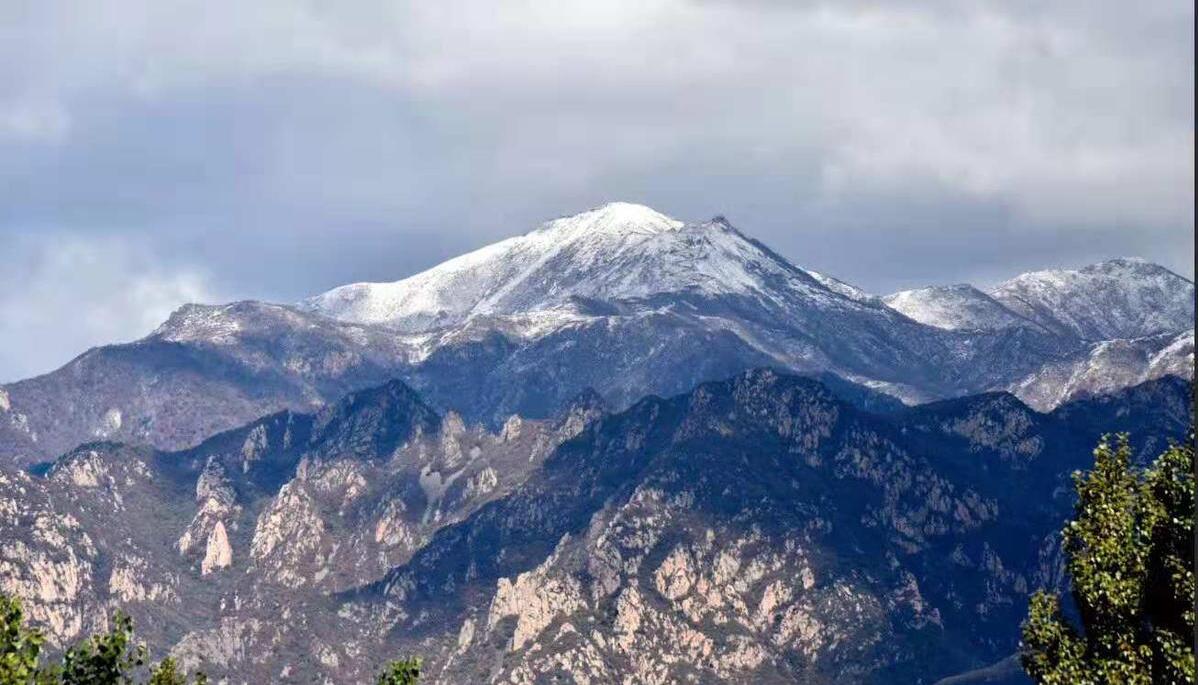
[146, 658, 183, 685]
[0, 598, 206, 685]
[1021, 433, 1195, 684]
[375, 657, 421, 685]
[147, 657, 206, 685]
[0, 595, 55, 684]
[59, 611, 146, 685]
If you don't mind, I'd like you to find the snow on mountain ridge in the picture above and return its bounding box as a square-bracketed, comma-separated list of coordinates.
[807, 270, 879, 304]
[1009, 328, 1194, 410]
[302, 202, 1192, 356]
[301, 203, 855, 332]
[988, 258, 1194, 340]
[882, 284, 1038, 332]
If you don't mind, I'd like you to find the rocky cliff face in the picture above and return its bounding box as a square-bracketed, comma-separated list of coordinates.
[4, 372, 1175, 683]
[0, 378, 605, 680]
[381, 371, 1193, 685]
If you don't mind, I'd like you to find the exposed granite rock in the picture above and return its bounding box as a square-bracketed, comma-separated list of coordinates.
[0, 373, 1188, 683]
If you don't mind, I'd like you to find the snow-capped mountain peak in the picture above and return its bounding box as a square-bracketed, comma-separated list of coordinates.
[301, 203, 849, 332]
[540, 201, 683, 238]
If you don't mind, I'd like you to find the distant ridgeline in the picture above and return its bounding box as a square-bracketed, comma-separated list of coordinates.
[0, 204, 1191, 469]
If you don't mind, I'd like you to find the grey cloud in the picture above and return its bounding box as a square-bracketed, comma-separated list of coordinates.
[0, 232, 219, 382]
[0, 0, 1191, 378]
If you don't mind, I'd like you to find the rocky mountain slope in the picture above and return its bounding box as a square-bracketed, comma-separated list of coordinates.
[0, 372, 1189, 683]
[1, 204, 1191, 468]
[0, 302, 417, 466]
[1007, 329, 1194, 410]
[374, 373, 1191, 685]
[0, 378, 603, 664]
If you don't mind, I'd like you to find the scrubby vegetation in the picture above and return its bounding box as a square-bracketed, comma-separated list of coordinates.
[0, 597, 419, 684]
[375, 657, 421, 685]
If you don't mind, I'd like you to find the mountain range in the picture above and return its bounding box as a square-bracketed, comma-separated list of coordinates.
[0, 202, 1193, 683]
[0, 370, 1190, 683]
[1, 203, 1191, 469]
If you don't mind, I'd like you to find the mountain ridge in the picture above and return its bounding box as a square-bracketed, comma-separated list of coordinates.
[1, 204, 1191, 467]
[300, 202, 861, 333]
[987, 257, 1193, 340]
[8, 371, 1186, 682]
[883, 283, 1045, 332]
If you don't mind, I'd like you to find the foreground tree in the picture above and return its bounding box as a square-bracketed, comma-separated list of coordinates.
[1021, 434, 1195, 684]
[0, 595, 53, 684]
[58, 612, 145, 685]
[0, 598, 206, 685]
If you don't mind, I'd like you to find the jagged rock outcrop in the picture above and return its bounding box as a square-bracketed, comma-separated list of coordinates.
[371, 371, 1190, 684]
[0, 377, 605, 678]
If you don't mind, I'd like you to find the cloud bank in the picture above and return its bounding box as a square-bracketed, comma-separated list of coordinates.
[1, 0, 1192, 379]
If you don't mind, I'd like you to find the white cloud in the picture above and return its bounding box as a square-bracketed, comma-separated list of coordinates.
[0, 235, 217, 381]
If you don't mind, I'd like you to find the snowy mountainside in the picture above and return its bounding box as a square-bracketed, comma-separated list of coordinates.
[988, 258, 1194, 340]
[301, 203, 861, 332]
[1008, 328, 1194, 411]
[882, 284, 1041, 331]
[1, 203, 1192, 468]
[806, 269, 881, 304]
[303, 202, 988, 405]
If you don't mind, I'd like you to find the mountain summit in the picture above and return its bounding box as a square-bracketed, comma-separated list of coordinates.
[300, 202, 843, 332]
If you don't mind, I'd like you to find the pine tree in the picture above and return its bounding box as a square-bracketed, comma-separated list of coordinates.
[1021, 433, 1195, 684]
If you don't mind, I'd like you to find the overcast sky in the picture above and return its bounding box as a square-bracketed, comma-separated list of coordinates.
[1, 0, 1193, 381]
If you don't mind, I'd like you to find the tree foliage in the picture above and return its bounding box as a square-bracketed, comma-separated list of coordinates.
[0, 599, 205, 685]
[375, 657, 421, 685]
[0, 595, 53, 684]
[2, 594, 420, 683]
[147, 658, 206, 685]
[58, 612, 145, 685]
[1021, 433, 1195, 684]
